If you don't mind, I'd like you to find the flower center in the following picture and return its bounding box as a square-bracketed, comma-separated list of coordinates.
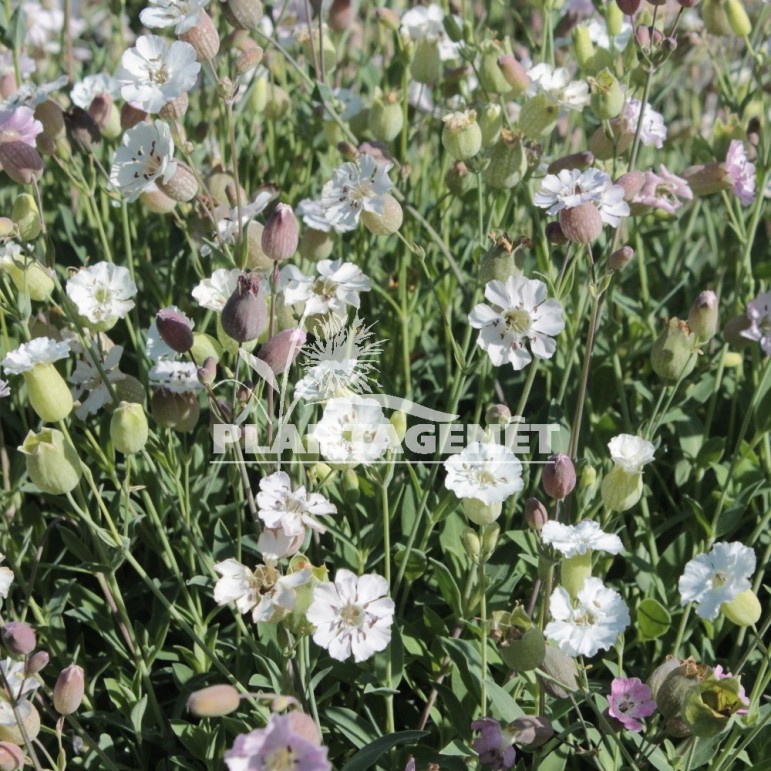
[311, 278, 336, 299]
[146, 58, 170, 84]
[93, 285, 113, 305]
[475, 469, 498, 486]
[263, 747, 297, 770]
[340, 602, 364, 627]
[712, 571, 728, 588]
[504, 309, 531, 335]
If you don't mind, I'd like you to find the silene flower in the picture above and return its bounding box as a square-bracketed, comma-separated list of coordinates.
[139, 0, 209, 33]
[741, 290, 771, 355]
[541, 520, 623, 558]
[109, 121, 177, 202]
[623, 99, 667, 149]
[66, 262, 138, 327]
[280, 259, 371, 318]
[630, 165, 693, 216]
[607, 677, 657, 732]
[0, 106, 43, 146]
[678, 541, 755, 621]
[2, 337, 70, 374]
[306, 569, 394, 662]
[545, 576, 630, 657]
[69, 344, 125, 419]
[468, 275, 565, 371]
[527, 63, 590, 110]
[192, 268, 242, 311]
[443, 441, 524, 505]
[725, 140, 756, 206]
[607, 434, 655, 473]
[148, 361, 202, 393]
[471, 718, 517, 770]
[400, 3, 459, 60]
[320, 153, 394, 232]
[117, 35, 200, 113]
[71, 73, 121, 110]
[0, 554, 14, 601]
[256, 471, 337, 537]
[297, 198, 335, 233]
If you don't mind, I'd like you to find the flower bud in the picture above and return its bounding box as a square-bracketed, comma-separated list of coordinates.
[329, 0, 354, 29]
[462, 498, 502, 526]
[688, 291, 719, 341]
[721, 588, 761, 626]
[590, 69, 624, 119]
[539, 645, 579, 698]
[222, 0, 263, 29]
[120, 102, 147, 131]
[478, 40, 512, 95]
[651, 318, 697, 382]
[485, 404, 511, 425]
[374, 7, 400, 31]
[180, 9, 220, 61]
[481, 522, 500, 561]
[588, 120, 633, 160]
[342, 468, 359, 505]
[601, 465, 643, 511]
[11, 193, 41, 241]
[561, 551, 592, 598]
[19, 428, 81, 495]
[187, 684, 241, 717]
[509, 716, 554, 748]
[615, 170, 646, 200]
[411, 39, 442, 85]
[483, 129, 527, 190]
[462, 528, 482, 562]
[518, 94, 559, 139]
[542, 454, 576, 499]
[389, 410, 407, 442]
[235, 47, 264, 74]
[262, 203, 299, 261]
[442, 110, 482, 160]
[368, 91, 403, 143]
[1, 622, 36, 656]
[0, 741, 24, 771]
[151, 388, 200, 432]
[110, 401, 149, 455]
[157, 161, 199, 202]
[647, 656, 682, 701]
[361, 193, 403, 235]
[616, 0, 642, 14]
[53, 664, 85, 715]
[497, 55, 529, 96]
[547, 151, 594, 175]
[573, 25, 596, 70]
[156, 307, 194, 353]
[5, 259, 54, 302]
[26, 650, 49, 674]
[197, 356, 217, 386]
[257, 328, 306, 377]
[525, 497, 548, 530]
[725, 0, 751, 36]
[445, 160, 475, 196]
[559, 202, 603, 244]
[609, 246, 634, 271]
[221, 273, 268, 342]
[0, 141, 44, 185]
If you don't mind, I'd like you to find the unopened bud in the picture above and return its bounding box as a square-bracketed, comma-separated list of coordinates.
[1, 622, 36, 656]
[257, 328, 306, 377]
[481, 522, 500, 560]
[651, 317, 697, 382]
[156, 307, 194, 353]
[375, 7, 400, 31]
[525, 497, 548, 531]
[26, 650, 49, 674]
[609, 246, 635, 271]
[0, 141, 44, 185]
[221, 273, 268, 342]
[509, 716, 554, 749]
[197, 356, 218, 386]
[0, 742, 24, 771]
[688, 291, 719, 341]
[485, 404, 511, 425]
[497, 55, 529, 95]
[542, 454, 576, 499]
[615, 170, 646, 200]
[616, 0, 642, 16]
[559, 202, 603, 244]
[110, 401, 149, 455]
[187, 684, 241, 717]
[11, 193, 41, 241]
[389, 410, 407, 442]
[342, 468, 359, 504]
[725, 0, 751, 36]
[462, 528, 482, 562]
[548, 151, 594, 175]
[53, 664, 85, 715]
[262, 203, 299, 261]
[478, 40, 511, 95]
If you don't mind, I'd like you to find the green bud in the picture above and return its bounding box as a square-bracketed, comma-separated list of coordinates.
[19, 428, 82, 495]
[342, 468, 360, 504]
[606, 1, 624, 36]
[518, 94, 559, 139]
[688, 291, 719, 342]
[560, 551, 592, 599]
[601, 465, 643, 511]
[573, 25, 596, 70]
[53, 664, 85, 715]
[6, 259, 54, 302]
[483, 129, 528, 190]
[478, 40, 512, 94]
[702, 0, 733, 34]
[22, 363, 73, 423]
[110, 401, 149, 455]
[721, 589, 761, 626]
[191, 332, 222, 364]
[725, 0, 751, 37]
[442, 110, 482, 160]
[442, 13, 463, 42]
[656, 659, 707, 721]
[590, 69, 624, 119]
[411, 39, 442, 85]
[651, 317, 698, 382]
[461, 527, 482, 562]
[481, 522, 500, 561]
[361, 193, 403, 235]
[477, 103, 503, 147]
[389, 410, 407, 442]
[462, 498, 501, 526]
[187, 685, 241, 717]
[478, 231, 524, 282]
[368, 91, 403, 143]
[11, 194, 41, 241]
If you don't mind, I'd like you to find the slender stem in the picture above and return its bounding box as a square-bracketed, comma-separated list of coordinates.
[380, 476, 394, 733]
[478, 554, 487, 716]
[627, 67, 654, 172]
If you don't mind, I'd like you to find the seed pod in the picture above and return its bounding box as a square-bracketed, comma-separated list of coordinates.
[300, 228, 334, 262]
[518, 94, 560, 139]
[1, 622, 36, 656]
[542, 454, 576, 499]
[151, 388, 200, 433]
[262, 203, 299, 261]
[22, 362, 73, 423]
[111, 402, 149, 455]
[485, 404, 511, 425]
[113, 374, 147, 405]
[329, 0, 354, 30]
[590, 68, 624, 119]
[442, 110, 482, 160]
[545, 221, 568, 245]
[221, 273, 268, 342]
[478, 40, 512, 95]
[158, 162, 199, 202]
[721, 588, 761, 626]
[368, 91, 403, 142]
[588, 121, 633, 160]
[499, 627, 546, 671]
[140, 187, 177, 213]
[187, 684, 241, 717]
[616, 0, 641, 13]
[411, 39, 442, 85]
[559, 203, 603, 244]
[0, 141, 44, 185]
[615, 170, 646, 200]
[155, 307, 194, 353]
[197, 356, 218, 386]
[484, 129, 527, 190]
[539, 645, 579, 698]
[0, 701, 40, 744]
[19, 428, 81, 495]
[361, 193, 403, 235]
[53, 665, 85, 715]
[497, 54, 529, 96]
[477, 103, 503, 147]
[180, 9, 220, 61]
[651, 317, 697, 382]
[222, 0, 264, 29]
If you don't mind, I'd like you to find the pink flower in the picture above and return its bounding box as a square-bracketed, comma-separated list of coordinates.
[225, 712, 331, 771]
[631, 164, 693, 215]
[607, 677, 656, 732]
[0, 107, 43, 147]
[725, 140, 756, 206]
[713, 665, 749, 714]
[471, 718, 517, 769]
[741, 291, 771, 355]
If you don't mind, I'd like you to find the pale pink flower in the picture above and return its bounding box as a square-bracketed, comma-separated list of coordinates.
[607, 677, 656, 732]
[725, 140, 756, 206]
[0, 107, 43, 147]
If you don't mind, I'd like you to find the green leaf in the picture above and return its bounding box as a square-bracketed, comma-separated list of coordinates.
[2, 6, 26, 50]
[325, 707, 377, 750]
[339, 730, 429, 771]
[637, 597, 671, 639]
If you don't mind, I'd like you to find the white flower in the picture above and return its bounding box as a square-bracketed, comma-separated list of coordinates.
[329, 87, 364, 121]
[296, 198, 334, 233]
[584, 18, 633, 51]
[541, 520, 623, 557]
[117, 35, 200, 113]
[545, 577, 630, 657]
[679, 542, 756, 620]
[400, 4, 460, 60]
[534, 168, 630, 226]
[256, 471, 337, 536]
[444, 442, 523, 505]
[2, 337, 70, 374]
[624, 99, 667, 149]
[149, 361, 201, 393]
[309, 395, 392, 467]
[192, 268, 241, 311]
[214, 190, 273, 245]
[280, 259, 371, 318]
[0, 554, 13, 601]
[257, 528, 303, 562]
[528, 63, 590, 110]
[608, 434, 655, 473]
[213, 559, 311, 623]
[320, 154, 394, 232]
[71, 73, 121, 109]
[306, 569, 394, 662]
[66, 262, 137, 326]
[110, 121, 177, 202]
[468, 276, 565, 371]
[140, 0, 209, 33]
[0, 76, 68, 111]
[69, 345, 125, 419]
